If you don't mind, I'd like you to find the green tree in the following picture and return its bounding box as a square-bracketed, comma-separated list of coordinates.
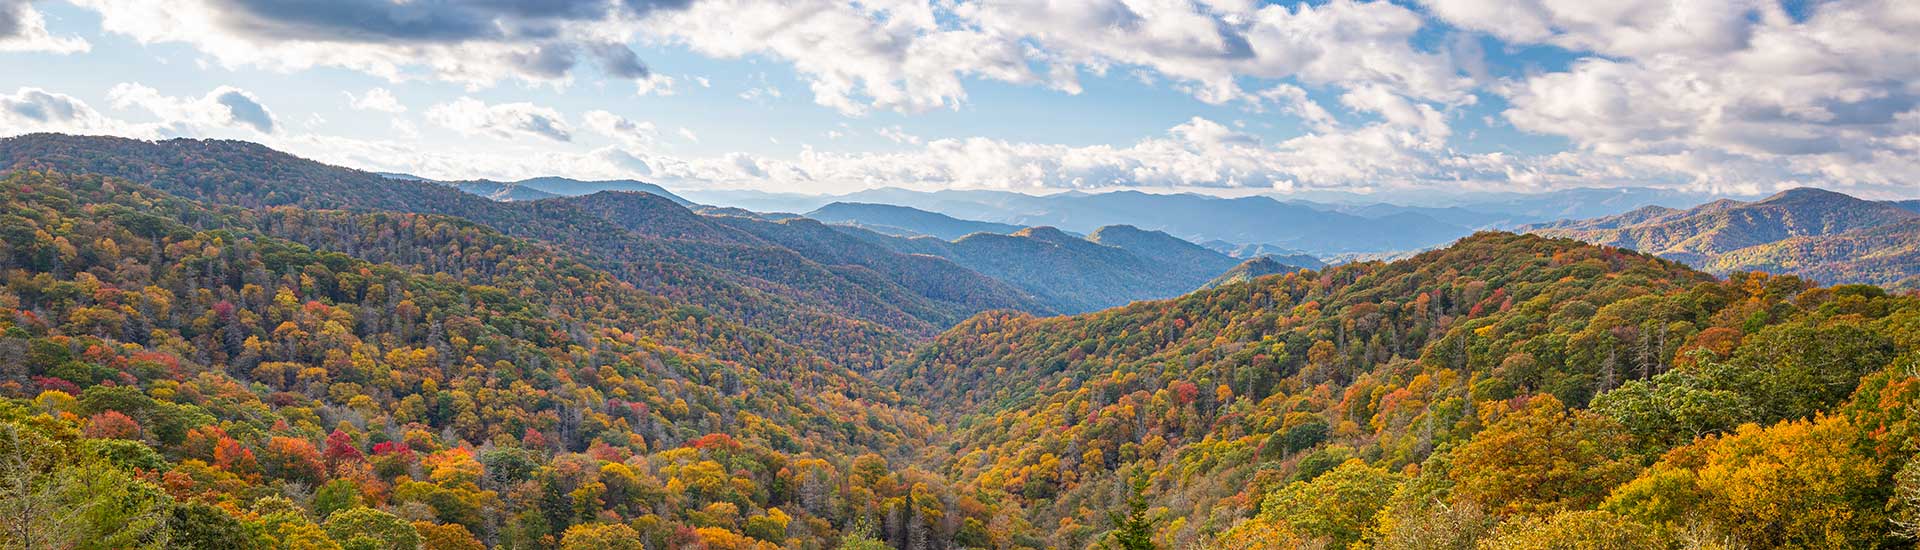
[1102, 470, 1157, 550]
[1258, 458, 1402, 548]
[323, 507, 420, 550]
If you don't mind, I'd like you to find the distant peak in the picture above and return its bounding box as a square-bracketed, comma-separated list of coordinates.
[1014, 226, 1072, 240]
[1761, 187, 1852, 204]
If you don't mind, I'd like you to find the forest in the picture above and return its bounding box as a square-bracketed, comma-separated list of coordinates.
[0, 137, 1916, 550]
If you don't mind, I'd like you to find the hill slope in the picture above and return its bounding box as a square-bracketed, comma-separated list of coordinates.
[0, 134, 1030, 365]
[888, 231, 1918, 548]
[0, 169, 966, 548]
[1529, 187, 1920, 288]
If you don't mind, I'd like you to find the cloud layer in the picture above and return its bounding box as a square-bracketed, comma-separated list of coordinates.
[11, 0, 1920, 198]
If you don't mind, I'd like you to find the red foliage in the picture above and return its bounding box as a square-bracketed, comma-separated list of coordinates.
[324, 429, 363, 466]
[84, 410, 142, 439]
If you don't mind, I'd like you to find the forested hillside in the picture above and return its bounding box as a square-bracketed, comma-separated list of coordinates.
[0, 134, 1038, 367]
[0, 169, 989, 548]
[889, 232, 1920, 549]
[1, 135, 1916, 550]
[1530, 187, 1920, 289]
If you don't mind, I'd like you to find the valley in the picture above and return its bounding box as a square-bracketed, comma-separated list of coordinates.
[1, 134, 1915, 550]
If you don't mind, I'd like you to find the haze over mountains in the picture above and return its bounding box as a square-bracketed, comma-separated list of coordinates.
[383, 151, 1920, 293]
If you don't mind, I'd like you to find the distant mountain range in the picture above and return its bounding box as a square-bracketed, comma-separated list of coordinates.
[834, 224, 1248, 313]
[680, 186, 1741, 257]
[805, 202, 1024, 240]
[1200, 256, 1305, 289]
[1528, 187, 1920, 289]
[384, 172, 693, 206]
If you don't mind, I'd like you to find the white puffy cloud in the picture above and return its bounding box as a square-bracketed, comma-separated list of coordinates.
[346, 88, 406, 113]
[641, 0, 1040, 114]
[582, 110, 657, 148]
[107, 83, 279, 134]
[0, 87, 118, 134]
[0, 0, 88, 53]
[1478, 0, 1920, 195]
[425, 97, 572, 142]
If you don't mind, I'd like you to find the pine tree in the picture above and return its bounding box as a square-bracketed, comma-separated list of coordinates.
[1102, 470, 1157, 550]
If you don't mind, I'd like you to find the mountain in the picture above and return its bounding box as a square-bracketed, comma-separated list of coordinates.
[1327, 202, 1531, 229]
[0, 169, 954, 549]
[699, 187, 1472, 254]
[449, 180, 561, 201]
[1442, 186, 1739, 222]
[1700, 218, 1920, 290]
[440, 176, 692, 205]
[688, 186, 1750, 256]
[513, 176, 692, 205]
[805, 201, 1024, 239]
[1087, 224, 1243, 283]
[887, 231, 1917, 548]
[1199, 256, 1302, 289]
[0, 134, 1031, 366]
[1528, 187, 1920, 287]
[1200, 240, 1326, 267]
[7, 134, 1915, 550]
[831, 223, 1241, 313]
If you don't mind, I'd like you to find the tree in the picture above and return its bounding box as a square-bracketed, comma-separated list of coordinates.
[1102, 470, 1157, 550]
[413, 522, 485, 550]
[1257, 458, 1402, 547]
[1897, 455, 1920, 540]
[1606, 415, 1887, 548]
[1450, 395, 1637, 516]
[322, 507, 420, 550]
[560, 523, 644, 550]
[167, 501, 260, 550]
[0, 422, 171, 550]
[1477, 510, 1672, 550]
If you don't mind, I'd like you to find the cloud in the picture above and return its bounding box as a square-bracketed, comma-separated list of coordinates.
[582, 110, 656, 147]
[634, 73, 676, 96]
[107, 83, 279, 134]
[425, 97, 572, 142]
[0, 87, 118, 134]
[0, 0, 89, 53]
[642, 0, 1041, 114]
[68, 0, 695, 87]
[346, 88, 406, 113]
[1485, 0, 1920, 193]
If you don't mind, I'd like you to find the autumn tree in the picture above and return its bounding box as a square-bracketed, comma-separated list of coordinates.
[1449, 395, 1637, 516]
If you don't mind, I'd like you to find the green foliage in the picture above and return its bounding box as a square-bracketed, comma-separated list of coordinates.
[1102, 471, 1158, 550]
[323, 507, 420, 550]
[1257, 458, 1400, 547]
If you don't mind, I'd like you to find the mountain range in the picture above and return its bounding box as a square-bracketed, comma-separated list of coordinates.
[0, 133, 1914, 550]
[1527, 187, 1920, 289]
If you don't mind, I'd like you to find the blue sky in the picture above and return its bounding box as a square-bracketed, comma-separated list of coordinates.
[1, 0, 1914, 198]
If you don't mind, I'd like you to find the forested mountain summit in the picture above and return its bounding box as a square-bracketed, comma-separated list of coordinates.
[889, 230, 1920, 549]
[1529, 187, 1920, 289]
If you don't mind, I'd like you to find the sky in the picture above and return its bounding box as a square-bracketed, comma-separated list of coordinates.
[0, 0, 1915, 199]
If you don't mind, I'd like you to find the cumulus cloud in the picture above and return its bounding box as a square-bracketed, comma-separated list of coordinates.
[68, 0, 693, 87]
[1476, 0, 1920, 194]
[107, 83, 279, 134]
[0, 0, 89, 53]
[0, 87, 118, 134]
[582, 110, 657, 148]
[346, 88, 406, 113]
[426, 97, 572, 142]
